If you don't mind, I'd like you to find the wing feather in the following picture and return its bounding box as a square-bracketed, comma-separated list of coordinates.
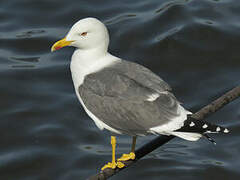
[79, 60, 185, 135]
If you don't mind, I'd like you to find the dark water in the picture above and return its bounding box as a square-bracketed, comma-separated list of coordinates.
[0, 0, 240, 179]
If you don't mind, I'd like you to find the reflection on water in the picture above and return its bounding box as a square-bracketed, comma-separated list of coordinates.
[11, 65, 36, 68]
[16, 30, 45, 38]
[10, 56, 40, 63]
[0, 0, 240, 180]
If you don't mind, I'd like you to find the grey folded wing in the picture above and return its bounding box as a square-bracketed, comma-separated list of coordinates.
[78, 60, 181, 135]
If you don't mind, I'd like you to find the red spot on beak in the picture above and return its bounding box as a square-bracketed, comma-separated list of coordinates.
[55, 46, 62, 50]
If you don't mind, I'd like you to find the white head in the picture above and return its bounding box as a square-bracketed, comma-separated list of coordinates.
[51, 17, 110, 52]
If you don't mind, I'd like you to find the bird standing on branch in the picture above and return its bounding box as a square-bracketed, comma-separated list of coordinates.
[51, 17, 229, 171]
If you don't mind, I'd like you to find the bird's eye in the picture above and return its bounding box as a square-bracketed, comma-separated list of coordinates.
[81, 32, 87, 36]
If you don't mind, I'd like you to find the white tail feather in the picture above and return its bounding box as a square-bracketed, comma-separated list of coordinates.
[170, 132, 202, 141]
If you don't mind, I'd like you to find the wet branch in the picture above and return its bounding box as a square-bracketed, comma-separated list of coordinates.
[87, 85, 240, 180]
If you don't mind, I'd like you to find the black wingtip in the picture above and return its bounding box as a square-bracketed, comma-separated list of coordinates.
[178, 116, 230, 135]
[204, 134, 217, 145]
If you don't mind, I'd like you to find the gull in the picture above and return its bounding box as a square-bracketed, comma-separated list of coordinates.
[51, 17, 229, 170]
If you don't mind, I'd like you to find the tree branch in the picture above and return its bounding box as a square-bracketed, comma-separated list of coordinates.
[87, 86, 240, 180]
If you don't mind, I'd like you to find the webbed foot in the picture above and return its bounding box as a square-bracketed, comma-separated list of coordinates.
[117, 152, 135, 162]
[101, 161, 125, 171]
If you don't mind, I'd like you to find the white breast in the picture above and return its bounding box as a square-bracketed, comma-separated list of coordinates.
[70, 50, 119, 87]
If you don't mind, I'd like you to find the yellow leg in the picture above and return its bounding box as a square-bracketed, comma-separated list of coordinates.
[117, 136, 137, 162]
[101, 136, 125, 171]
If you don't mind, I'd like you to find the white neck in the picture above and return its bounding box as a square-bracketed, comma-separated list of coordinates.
[72, 45, 107, 63]
[70, 47, 120, 89]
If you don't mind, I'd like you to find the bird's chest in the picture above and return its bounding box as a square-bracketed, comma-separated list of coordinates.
[70, 59, 87, 89]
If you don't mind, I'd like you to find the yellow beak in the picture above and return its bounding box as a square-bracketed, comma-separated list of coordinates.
[51, 37, 74, 52]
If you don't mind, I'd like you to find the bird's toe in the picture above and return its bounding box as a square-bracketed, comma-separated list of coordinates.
[117, 152, 136, 162]
[101, 161, 125, 171]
